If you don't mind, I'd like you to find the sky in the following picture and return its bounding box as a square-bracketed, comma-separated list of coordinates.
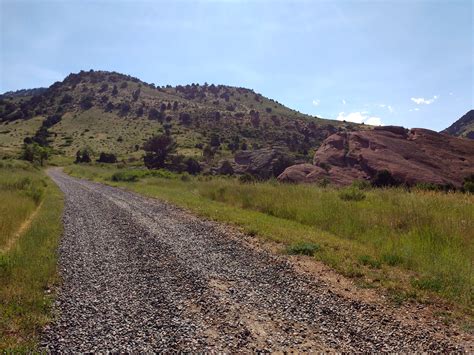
[0, 0, 472, 131]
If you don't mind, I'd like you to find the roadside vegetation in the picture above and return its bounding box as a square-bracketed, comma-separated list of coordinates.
[0, 160, 63, 351]
[65, 164, 473, 320]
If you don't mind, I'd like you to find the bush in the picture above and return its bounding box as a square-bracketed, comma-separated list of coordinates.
[239, 173, 256, 184]
[463, 174, 474, 193]
[372, 170, 399, 187]
[185, 157, 201, 175]
[75, 148, 92, 163]
[286, 242, 320, 256]
[272, 155, 294, 177]
[111, 171, 143, 182]
[97, 152, 117, 164]
[351, 180, 371, 190]
[220, 160, 234, 175]
[338, 187, 366, 201]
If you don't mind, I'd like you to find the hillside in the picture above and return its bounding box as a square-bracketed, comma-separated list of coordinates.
[0, 70, 352, 160]
[442, 109, 474, 139]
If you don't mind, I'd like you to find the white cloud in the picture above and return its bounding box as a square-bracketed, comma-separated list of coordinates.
[312, 99, 320, 106]
[336, 112, 383, 126]
[411, 95, 439, 105]
[388, 105, 394, 113]
[378, 104, 386, 108]
[365, 116, 382, 125]
[342, 99, 346, 105]
[449, 92, 454, 96]
[409, 108, 420, 112]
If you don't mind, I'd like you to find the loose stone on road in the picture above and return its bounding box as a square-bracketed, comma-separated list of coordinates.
[41, 169, 467, 352]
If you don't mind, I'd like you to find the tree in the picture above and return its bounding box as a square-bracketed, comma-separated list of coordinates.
[143, 134, 177, 169]
[112, 85, 118, 96]
[21, 143, 49, 166]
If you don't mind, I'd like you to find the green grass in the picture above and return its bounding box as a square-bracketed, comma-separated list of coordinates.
[0, 161, 64, 351]
[65, 164, 474, 316]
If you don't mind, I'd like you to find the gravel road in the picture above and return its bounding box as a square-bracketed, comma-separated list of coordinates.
[42, 169, 467, 352]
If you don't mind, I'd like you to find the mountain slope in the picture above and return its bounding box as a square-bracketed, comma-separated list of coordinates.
[0, 70, 352, 159]
[442, 110, 474, 139]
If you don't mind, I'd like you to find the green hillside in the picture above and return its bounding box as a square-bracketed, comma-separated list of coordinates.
[442, 109, 474, 139]
[0, 70, 353, 161]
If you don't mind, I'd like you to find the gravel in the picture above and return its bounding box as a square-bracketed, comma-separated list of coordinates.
[41, 169, 467, 352]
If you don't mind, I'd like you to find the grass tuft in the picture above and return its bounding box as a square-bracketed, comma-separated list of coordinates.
[286, 242, 321, 256]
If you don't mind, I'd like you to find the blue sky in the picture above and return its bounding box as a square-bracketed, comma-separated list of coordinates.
[1, 0, 472, 130]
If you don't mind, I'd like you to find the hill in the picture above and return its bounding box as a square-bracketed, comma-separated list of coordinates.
[0, 70, 352, 160]
[442, 109, 474, 139]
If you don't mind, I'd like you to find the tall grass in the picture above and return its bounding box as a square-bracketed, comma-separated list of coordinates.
[0, 161, 64, 351]
[65, 164, 474, 311]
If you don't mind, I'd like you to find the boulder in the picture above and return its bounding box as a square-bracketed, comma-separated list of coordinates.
[278, 126, 474, 187]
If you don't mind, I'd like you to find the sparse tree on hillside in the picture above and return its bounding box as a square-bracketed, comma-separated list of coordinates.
[143, 134, 177, 169]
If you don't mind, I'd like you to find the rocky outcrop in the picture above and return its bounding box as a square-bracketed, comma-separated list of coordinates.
[233, 147, 292, 178]
[278, 126, 474, 187]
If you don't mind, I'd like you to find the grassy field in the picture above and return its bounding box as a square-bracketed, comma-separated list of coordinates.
[65, 164, 474, 319]
[0, 160, 63, 351]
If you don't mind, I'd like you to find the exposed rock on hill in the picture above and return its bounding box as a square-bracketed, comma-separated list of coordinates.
[216, 147, 297, 178]
[442, 110, 474, 139]
[278, 126, 474, 187]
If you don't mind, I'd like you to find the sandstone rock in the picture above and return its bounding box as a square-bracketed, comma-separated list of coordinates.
[233, 147, 292, 178]
[278, 127, 474, 187]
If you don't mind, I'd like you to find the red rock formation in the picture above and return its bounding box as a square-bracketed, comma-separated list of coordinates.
[278, 126, 474, 187]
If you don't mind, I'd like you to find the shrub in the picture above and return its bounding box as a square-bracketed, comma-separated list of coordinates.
[148, 108, 163, 121]
[351, 180, 371, 190]
[75, 149, 91, 163]
[239, 173, 257, 183]
[338, 187, 366, 201]
[185, 157, 201, 175]
[286, 242, 320, 256]
[272, 155, 294, 177]
[97, 152, 117, 163]
[180, 173, 191, 182]
[80, 96, 94, 110]
[463, 174, 474, 193]
[210, 133, 220, 147]
[111, 170, 144, 182]
[372, 170, 399, 187]
[220, 160, 234, 175]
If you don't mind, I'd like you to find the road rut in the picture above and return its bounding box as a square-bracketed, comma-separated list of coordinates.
[42, 169, 466, 352]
